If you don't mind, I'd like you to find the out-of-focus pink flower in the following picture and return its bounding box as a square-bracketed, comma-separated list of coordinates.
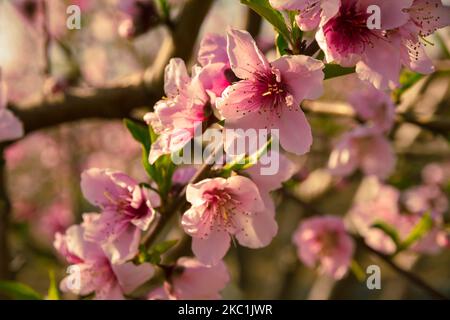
[316, 0, 413, 89]
[54, 220, 154, 300]
[269, 0, 341, 31]
[348, 84, 395, 133]
[217, 28, 324, 156]
[394, 0, 450, 74]
[0, 75, 24, 142]
[348, 182, 401, 254]
[328, 126, 395, 179]
[148, 257, 230, 300]
[144, 58, 209, 164]
[403, 184, 448, 217]
[422, 162, 449, 186]
[172, 166, 197, 186]
[80, 168, 160, 263]
[38, 201, 74, 242]
[348, 180, 448, 255]
[181, 176, 277, 265]
[292, 215, 354, 279]
[197, 34, 231, 104]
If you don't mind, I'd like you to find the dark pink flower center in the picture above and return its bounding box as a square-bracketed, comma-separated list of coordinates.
[203, 188, 244, 234]
[323, 1, 376, 56]
[254, 70, 288, 118]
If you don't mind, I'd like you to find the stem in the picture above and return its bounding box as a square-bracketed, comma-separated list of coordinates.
[358, 239, 448, 300]
[0, 145, 12, 281]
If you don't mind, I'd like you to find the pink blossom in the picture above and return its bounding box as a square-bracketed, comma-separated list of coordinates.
[421, 162, 450, 186]
[197, 34, 232, 103]
[80, 168, 160, 263]
[269, 0, 341, 31]
[0, 75, 24, 142]
[328, 126, 395, 179]
[216, 28, 324, 156]
[144, 58, 209, 164]
[316, 0, 413, 89]
[181, 176, 277, 265]
[38, 201, 74, 242]
[394, 0, 450, 74]
[54, 220, 154, 299]
[402, 184, 448, 217]
[348, 182, 401, 254]
[348, 84, 395, 133]
[292, 216, 354, 279]
[244, 151, 297, 211]
[148, 257, 230, 300]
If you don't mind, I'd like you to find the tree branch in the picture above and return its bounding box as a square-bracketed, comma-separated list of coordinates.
[8, 0, 214, 137]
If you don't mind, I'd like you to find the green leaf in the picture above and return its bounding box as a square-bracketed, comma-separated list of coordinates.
[222, 137, 272, 174]
[350, 260, 366, 282]
[0, 281, 42, 300]
[371, 220, 401, 250]
[323, 64, 355, 80]
[393, 71, 424, 103]
[157, 0, 171, 20]
[276, 33, 289, 56]
[139, 240, 179, 265]
[241, 0, 291, 44]
[47, 270, 60, 300]
[399, 213, 433, 251]
[124, 119, 165, 192]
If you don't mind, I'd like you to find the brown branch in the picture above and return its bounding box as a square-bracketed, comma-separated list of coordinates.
[8, 0, 214, 137]
[245, 7, 262, 38]
[358, 238, 448, 300]
[0, 146, 12, 281]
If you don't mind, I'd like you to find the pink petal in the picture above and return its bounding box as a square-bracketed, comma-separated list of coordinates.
[275, 107, 313, 155]
[359, 0, 413, 30]
[226, 175, 265, 213]
[198, 33, 228, 66]
[360, 135, 395, 179]
[112, 262, 154, 294]
[271, 54, 325, 103]
[234, 209, 278, 248]
[164, 58, 190, 98]
[192, 231, 230, 265]
[216, 79, 263, 120]
[80, 168, 136, 209]
[226, 28, 270, 80]
[0, 110, 24, 142]
[356, 38, 401, 90]
[103, 225, 141, 264]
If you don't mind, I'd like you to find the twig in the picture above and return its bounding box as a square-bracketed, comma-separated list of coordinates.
[358, 238, 448, 300]
[0, 145, 12, 281]
[8, 0, 214, 138]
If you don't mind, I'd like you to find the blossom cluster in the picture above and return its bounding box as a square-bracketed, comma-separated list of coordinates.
[1, 0, 449, 299]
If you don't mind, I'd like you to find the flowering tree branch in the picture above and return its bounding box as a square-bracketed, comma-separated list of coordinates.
[8, 0, 214, 137]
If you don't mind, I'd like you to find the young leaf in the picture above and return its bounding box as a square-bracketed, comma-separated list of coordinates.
[123, 119, 160, 186]
[222, 137, 272, 174]
[392, 71, 424, 103]
[399, 213, 433, 251]
[0, 281, 42, 300]
[241, 0, 291, 44]
[276, 33, 290, 56]
[141, 240, 179, 265]
[371, 220, 401, 250]
[47, 270, 60, 300]
[324, 64, 356, 80]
